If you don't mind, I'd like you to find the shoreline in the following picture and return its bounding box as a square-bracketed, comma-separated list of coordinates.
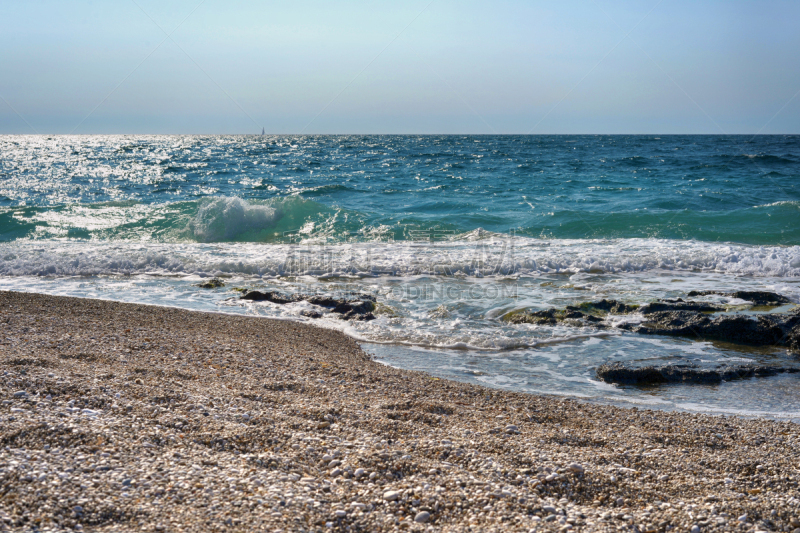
[1, 290, 799, 532]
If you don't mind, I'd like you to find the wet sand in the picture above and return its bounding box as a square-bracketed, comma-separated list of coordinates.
[1, 291, 799, 532]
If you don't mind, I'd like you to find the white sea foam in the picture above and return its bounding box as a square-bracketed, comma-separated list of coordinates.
[1, 237, 799, 278]
[753, 200, 800, 208]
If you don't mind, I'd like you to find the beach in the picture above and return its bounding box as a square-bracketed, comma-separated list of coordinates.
[1, 290, 799, 532]
[3, 134, 800, 416]
[4, 0, 800, 527]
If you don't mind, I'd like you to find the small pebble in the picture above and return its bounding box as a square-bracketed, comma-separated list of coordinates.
[383, 490, 402, 502]
[567, 463, 584, 473]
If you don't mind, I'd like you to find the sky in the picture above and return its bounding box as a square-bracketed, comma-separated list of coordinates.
[1, 0, 799, 134]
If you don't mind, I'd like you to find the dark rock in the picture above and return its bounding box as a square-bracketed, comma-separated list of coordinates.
[504, 300, 638, 326]
[789, 323, 800, 352]
[306, 295, 343, 308]
[342, 311, 376, 321]
[637, 300, 723, 314]
[596, 362, 670, 384]
[305, 295, 376, 320]
[576, 299, 639, 315]
[596, 361, 800, 385]
[627, 310, 800, 348]
[333, 299, 376, 316]
[504, 308, 604, 326]
[687, 290, 792, 306]
[197, 278, 225, 289]
[240, 291, 303, 304]
[241, 291, 377, 320]
[505, 294, 800, 352]
[506, 296, 737, 324]
[307, 294, 376, 308]
[505, 309, 547, 325]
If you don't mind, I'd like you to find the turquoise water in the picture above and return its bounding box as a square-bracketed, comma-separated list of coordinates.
[1, 135, 799, 419]
[2, 135, 799, 244]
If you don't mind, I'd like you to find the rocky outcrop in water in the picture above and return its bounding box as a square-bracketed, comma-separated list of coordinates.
[504, 299, 719, 325]
[504, 292, 799, 352]
[596, 361, 800, 385]
[197, 278, 225, 289]
[306, 295, 377, 321]
[790, 324, 800, 353]
[622, 309, 800, 349]
[504, 299, 642, 327]
[577, 299, 640, 314]
[686, 290, 791, 306]
[240, 291, 304, 304]
[636, 299, 723, 314]
[241, 291, 377, 321]
[504, 307, 605, 327]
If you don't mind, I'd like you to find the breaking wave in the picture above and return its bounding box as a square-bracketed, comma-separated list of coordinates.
[1, 238, 798, 278]
[1, 195, 800, 246]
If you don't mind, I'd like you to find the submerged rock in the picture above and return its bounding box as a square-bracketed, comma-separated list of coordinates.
[504, 299, 642, 326]
[306, 295, 346, 308]
[504, 307, 605, 327]
[636, 299, 723, 314]
[506, 291, 799, 352]
[596, 361, 800, 385]
[307, 294, 376, 308]
[240, 291, 303, 304]
[790, 324, 800, 353]
[197, 278, 225, 289]
[576, 299, 639, 315]
[687, 290, 791, 306]
[332, 299, 376, 321]
[625, 309, 800, 349]
[241, 291, 376, 321]
[307, 294, 376, 320]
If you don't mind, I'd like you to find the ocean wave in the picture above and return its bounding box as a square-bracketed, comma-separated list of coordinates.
[729, 154, 797, 164]
[0, 196, 355, 244]
[753, 200, 800, 208]
[292, 184, 355, 196]
[3, 196, 800, 246]
[1, 238, 798, 278]
[187, 197, 281, 242]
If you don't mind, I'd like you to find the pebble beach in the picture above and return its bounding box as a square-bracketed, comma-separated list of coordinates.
[2, 291, 800, 532]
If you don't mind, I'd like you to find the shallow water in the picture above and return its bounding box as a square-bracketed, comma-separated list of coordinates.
[1, 134, 799, 419]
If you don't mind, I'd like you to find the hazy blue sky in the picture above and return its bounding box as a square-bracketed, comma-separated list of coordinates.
[1, 0, 799, 134]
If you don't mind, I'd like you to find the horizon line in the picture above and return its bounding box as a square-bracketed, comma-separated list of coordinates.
[1, 132, 798, 136]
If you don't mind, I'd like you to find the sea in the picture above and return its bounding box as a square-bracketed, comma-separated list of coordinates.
[1, 134, 799, 419]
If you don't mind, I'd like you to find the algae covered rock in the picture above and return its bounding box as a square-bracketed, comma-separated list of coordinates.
[197, 278, 225, 289]
[576, 299, 639, 315]
[502, 307, 604, 326]
[501, 299, 638, 326]
[504, 291, 799, 352]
